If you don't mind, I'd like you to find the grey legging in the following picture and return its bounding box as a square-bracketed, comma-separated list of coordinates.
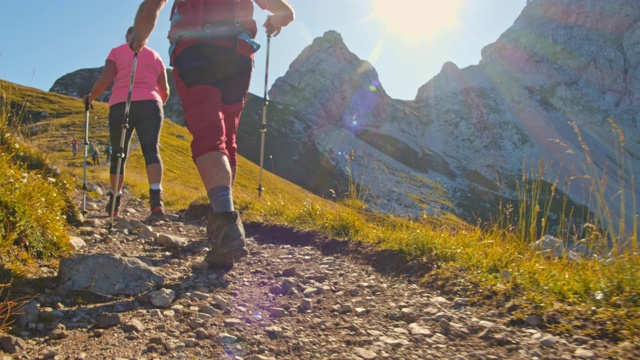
[108, 100, 164, 175]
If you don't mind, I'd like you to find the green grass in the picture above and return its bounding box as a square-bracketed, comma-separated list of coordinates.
[1, 80, 639, 341]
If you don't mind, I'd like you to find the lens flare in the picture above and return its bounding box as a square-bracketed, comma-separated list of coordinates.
[370, 0, 465, 40]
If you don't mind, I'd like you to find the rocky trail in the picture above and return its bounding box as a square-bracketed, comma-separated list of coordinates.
[1, 188, 637, 360]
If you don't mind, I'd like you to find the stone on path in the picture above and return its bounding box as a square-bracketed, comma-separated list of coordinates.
[57, 253, 165, 296]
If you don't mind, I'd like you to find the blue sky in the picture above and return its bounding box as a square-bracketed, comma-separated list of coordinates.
[0, 1, 525, 100]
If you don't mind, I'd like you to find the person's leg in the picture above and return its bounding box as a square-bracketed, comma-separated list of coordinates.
[107, 103, 135, 216]
[132, 101, 164, 185]
[172, 43, 234, 210]
[172, 42, 248, 269]
[132, 100, 165, 215]
[221, 85, 250, 186]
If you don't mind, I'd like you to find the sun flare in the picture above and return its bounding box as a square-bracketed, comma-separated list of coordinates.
[370, 0, 466, 41]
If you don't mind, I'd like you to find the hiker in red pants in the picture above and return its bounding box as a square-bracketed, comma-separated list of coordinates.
[130, 0, 294, 270]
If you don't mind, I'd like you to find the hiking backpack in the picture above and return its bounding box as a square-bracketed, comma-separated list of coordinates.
[169, 0, 268, 42]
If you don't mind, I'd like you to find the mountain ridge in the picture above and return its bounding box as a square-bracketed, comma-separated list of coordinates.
[267, 0, 640, 238]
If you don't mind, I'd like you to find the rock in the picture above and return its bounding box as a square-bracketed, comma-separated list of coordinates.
[149, 288, 175, 308]
[115, 217, 132, 231]
[530, 235, 566, 258]
[224, 318, 243, 327]
[399, 308, 419, 323]
[407, 323, 431, 336]
[0, 335, 26, 353]
[122, 319, 145, 333]
[281, 278, 298, 294]
[574, 348, 597, 359]
[68, 236, 87, 250]
[301, 298, 313, 311]
[354, 347, 377, 359]
[265, 326, 283, 339]
[17, 300, 40, 326]
[540, 335, 560, 347]
[269, 308, 287, 317]
[57, 253, 165, 296]
[96, 313, 121, 328]
[213, 295, 229, 309]
[215, 333, 237, 344]
[138, 225, 158, 239]
[282, 267, 297, 277]
[340, 303, 354, 313]
[157, 233, 188, 248]
[199, 305, 220, 316]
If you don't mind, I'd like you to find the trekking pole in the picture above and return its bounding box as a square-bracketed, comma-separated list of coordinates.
[257, 34, 271, 197]
[81, 98, 92, 214]
[108, 52, 138, 233]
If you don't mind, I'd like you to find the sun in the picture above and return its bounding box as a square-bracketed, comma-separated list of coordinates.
[370, 0, 466, 41]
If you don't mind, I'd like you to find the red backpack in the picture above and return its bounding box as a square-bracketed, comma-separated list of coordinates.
[169, 0, 268, 42]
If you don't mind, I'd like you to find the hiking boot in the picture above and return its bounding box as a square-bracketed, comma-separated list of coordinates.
[204, 211, 248, 270]
[105, 192, 121, 217]
[206, 209, 216, 238]
[149, 189, 165, 216]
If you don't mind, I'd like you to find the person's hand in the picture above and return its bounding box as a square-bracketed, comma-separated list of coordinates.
[129, 37, 146, 52]
[263, 15, 284, 37]
[82, 94, 94, 110]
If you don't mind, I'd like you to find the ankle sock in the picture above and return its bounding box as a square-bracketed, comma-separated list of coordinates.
[207, 185, 234, 213]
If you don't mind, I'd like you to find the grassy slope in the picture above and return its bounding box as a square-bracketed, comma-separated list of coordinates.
[1, 79, 340, 226]
[2, 80, 640, 341]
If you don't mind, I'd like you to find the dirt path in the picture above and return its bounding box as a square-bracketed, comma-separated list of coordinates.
[1, 190, 637, 359]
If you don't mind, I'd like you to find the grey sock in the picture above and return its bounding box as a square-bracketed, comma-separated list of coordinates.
[207, 185, 234, 213]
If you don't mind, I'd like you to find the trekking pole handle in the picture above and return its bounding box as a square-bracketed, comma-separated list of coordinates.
[83, 97, 93, 112]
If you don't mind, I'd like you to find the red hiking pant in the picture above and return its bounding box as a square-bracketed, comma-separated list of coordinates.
[171, 40, 253, 166]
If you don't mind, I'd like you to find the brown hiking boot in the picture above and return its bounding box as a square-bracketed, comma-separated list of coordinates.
[204, 211, 248, 270]
[105, 192, 121, 217]
[206, 208, 216, 238]
[149, 189, 165, 216]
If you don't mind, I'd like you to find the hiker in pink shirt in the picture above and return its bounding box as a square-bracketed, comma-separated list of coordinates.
[83, 26, 170, 217]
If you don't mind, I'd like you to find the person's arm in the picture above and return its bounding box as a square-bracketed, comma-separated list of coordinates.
[131, 0, 168, 51]
[263, 0, 295, 37]
[157, 70, 170, 105]
[83, 59, 117, 104]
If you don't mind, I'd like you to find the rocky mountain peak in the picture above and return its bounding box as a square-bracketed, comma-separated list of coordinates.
[269, 30, 389, 129]
[50, 68, 111, 102]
